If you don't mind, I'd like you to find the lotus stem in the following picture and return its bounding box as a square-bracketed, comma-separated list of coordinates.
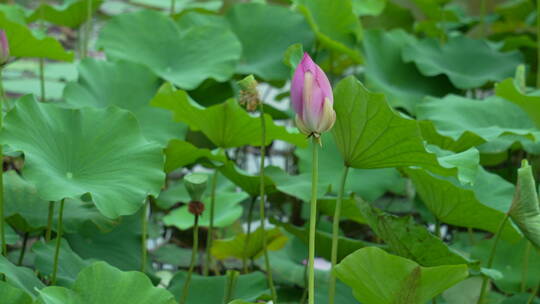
[258, 103, 277, 303]
[477, 213, 509, 304]
[0, 67, 5, 258]
[204, 169, 218, 276]
[308, 137, 319, 304]
[329, 165, 349, 304]
[242, 196, 256, 274]
[51, 198, 66, 285]
[223, 270, 239, 304]
[141, 198, 149, 273]
[17, 232, 29, 266]
[180, 214, 199, 304]
[45, 201, 54, 242]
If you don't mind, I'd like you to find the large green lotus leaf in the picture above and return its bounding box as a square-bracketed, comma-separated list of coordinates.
[0, 281, 32, 304]
[63, 59, 186, 146]
[0, 9, 73, 60]
[295, 133, 406, 201]
[211, 227, 288, 260]
[295, 0, 363, 62]
[32, 239, 92, 287]
[496, 78, 540, 128]
[151, 82, 305, 148]
[0, 96, 165, 219]
[508, 160, 540, 249]
[225, 3, 314, 80]
[36, 262, 176, 304]
[416, 95, 539, 154]
[66, 211, 142, 271]
[168, 271, 267, 303]
[28, 0, 102, 27]
[334, 247, 468, 304]
[405, 167, 521, 241]
[362, 29, 453, 112]
[402, 35, 523, 89]
[4, 171, 115, 233]
[164, 139, 226, 173]
[98, 10, 241, 90]
[280, 221, 375, 263]
[471, 237, 540, 293]
[358, 200, 470, 267]
[331, 76, 461, 176]
[217, 160, 276, 197]
[0, 255, 45, 298]
[163, 192, 248, 230]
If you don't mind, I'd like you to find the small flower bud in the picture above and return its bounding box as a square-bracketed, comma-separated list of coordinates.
[188, 200, 205, 216]
[0, 30, 9, 65]
[238, 75, 261, 112]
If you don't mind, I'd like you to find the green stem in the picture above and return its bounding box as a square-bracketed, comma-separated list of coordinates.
[537, 0, 540, 88]
[480, 0, 487, 37]
[308, 138, 319, 304]
[477, 214, 509, 304]
[328, 166, 349, 304]
[180, 214, 199, 304]
[82, 0, 93, 58]
[170, 0, 175, 16]
[204, 170, 218, 276]
[223, 270, 239, 304]
[258, 103, 277, 303]
[242, 197, 256, 274]
[435, 218, 441, 238]
[141, 198, 149, 273]
[45, 201, 54, 242]
[51, 198, 65, 285]
[39, 0, 46, 102]
[0, 67, 5, 258]
[528, 281, 540, 304]
[17, 232, 29, 266]
[522, 242, 531, 292]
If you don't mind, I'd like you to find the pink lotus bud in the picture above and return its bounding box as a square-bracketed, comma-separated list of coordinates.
[291, 53, 335, 139]
[0, 30, 8, 65]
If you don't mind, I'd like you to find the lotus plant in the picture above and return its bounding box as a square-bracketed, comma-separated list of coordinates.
[0, 29, 8, 258]
[291, 53, 336, 304]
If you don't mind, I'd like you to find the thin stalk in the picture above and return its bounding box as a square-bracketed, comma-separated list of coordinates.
[528, 281, 540, 304]
[51, 198, 65, 285]
[537, 0, 540, 88]
[328, 166, 350, 304]
[204, 170, 218, 276]
[522, 242, 531, 292]
[223, 270, 239, 304]
[0, 68, 5, 258]
[141, 199, 149, 273]
[17, 232, 29, 266]
[308, 137, 319, 304]
[435, 219, 441, 238]
[169, 0, 175, 16]
[258, 103, 277, 303]
[477, 214, 509, 304]
[39, 0, 46, 102]
[45, 201, 54, 242]
[480, 0, 487, 36]
[242, 197, 256, 274]
[180, 215, 199, 304]
[82, 0, 93, 58]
